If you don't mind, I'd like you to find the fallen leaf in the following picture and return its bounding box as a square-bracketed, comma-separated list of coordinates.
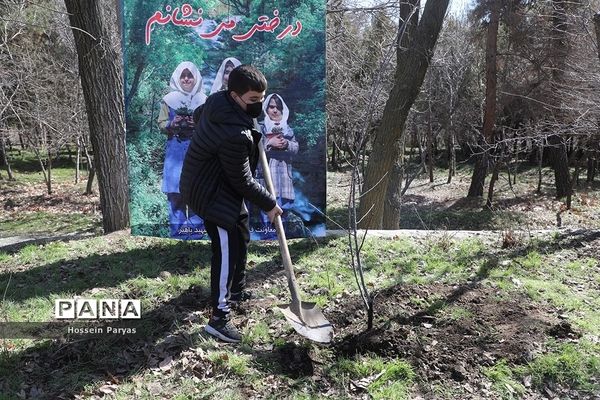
[159, 355, 173, 371]
[350, 371, 385, 391]
[107, 372, 120, 384]
[147, 382, 162, 395]
[97, 384, 117, 394]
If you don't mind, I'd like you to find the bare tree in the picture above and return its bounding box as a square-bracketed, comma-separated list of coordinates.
[589, 11, 600, 182]
[468, 1, 500, 198]
[327, 0, 402, 330]
[358, 0, 450, 229]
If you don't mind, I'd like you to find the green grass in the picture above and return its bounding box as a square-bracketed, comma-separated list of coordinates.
[515, 251, 542, 270]
[478, 241, 600, 398]
[484, 359, 526, 399]
[330, 354, 415, 400]
[241, 320, 271, 346]
[0, 218, 599, 398]
[522, 341, 600, 391]
[0, 211, 100, 237]
[2, 147, 92, 187]
[0, 150, 100, 239]
[444, 305, 473, 321]
[208, 350, 252, 376]
[486, 341, 600, 398]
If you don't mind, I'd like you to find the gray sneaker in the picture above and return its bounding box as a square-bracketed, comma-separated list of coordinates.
[204, 316, 242, 343]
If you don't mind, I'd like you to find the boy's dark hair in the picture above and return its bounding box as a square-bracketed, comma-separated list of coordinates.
[228, 65, 267, 95]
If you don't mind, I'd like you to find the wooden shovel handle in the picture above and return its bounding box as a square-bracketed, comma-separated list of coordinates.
[257, 137, 303, 309]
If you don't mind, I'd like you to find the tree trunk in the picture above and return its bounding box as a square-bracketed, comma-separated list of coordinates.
[46, 148, 53, 195]
[548, 134, 570, 198]
[383, 162, 404, 229]
[65, 0, 130, 233]
[86, 168, 96, 195]
[330, 142, 339, 171]
[469, 149, 489, 197]
[358, 0, 450, 229]
[0, 130, 14, 180]
[549, 0, 571, 201]
[36, 151, 49, 194]
[75, 136, 81, 184]
[468, 2, 499, 197]
[380, 0, 420, 227]
[30, 124, 51, 193]
[384, 137, 404, 228]
[595, 13, 600, 64]
[587, 158, 597, 182]
[447, 131, 456, 184]
[0, 132, 4, 168]
[566, 160, 580, 209]
[82, 139, 95, 195]
[125, 61, 145, 114]
[591, 13, 600, 184]
[537, 141, 543, 193]
[486, 161, 500, 208]
[427, 104, 434, 183]
[18, 133, 25, 150]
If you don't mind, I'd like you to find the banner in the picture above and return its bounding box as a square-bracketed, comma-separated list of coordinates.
[122, 1, 326, 240]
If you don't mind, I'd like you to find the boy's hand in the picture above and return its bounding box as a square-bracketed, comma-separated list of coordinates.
[266, 205, 284, 223]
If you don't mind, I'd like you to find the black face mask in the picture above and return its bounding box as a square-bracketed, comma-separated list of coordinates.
[244, 100, 263, 119]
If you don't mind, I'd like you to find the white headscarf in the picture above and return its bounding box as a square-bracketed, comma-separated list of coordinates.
[162, 61, 207, 111]
[210, 57, 242, 94]
[262, 93, 290, 134]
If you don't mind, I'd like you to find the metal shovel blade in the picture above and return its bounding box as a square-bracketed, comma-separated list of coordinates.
[255, 131, 334, 344]
[278, 302, 333, 344]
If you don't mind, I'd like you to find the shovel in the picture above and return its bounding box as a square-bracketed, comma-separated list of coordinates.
[257, 138, 333, 344]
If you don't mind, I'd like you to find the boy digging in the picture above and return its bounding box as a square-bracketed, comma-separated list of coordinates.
[180, 65, 283, 343]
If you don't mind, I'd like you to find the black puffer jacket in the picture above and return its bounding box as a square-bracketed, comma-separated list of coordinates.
[180, 91, 276, 230]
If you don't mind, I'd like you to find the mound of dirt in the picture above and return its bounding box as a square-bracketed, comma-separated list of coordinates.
[331, 283, 559, 397]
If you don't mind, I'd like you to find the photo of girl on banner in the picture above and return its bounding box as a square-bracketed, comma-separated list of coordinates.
[158, 61, 206, 239]
[123, 0, 326, 240]
[255, 94, 298, 239]
[210, 57, 241, 95]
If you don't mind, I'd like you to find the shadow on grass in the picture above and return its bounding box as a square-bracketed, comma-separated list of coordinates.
[325, 206, 348, 230]
[510, 228, 600, 258]
[252, 342, 315, 379]
[0, 240, 213, 302]
[0, 233, 336, 304]
[0, 280, 212, 397]
[328, 194, 537, 231]
[399, 194, 525, 230]
[0, 234, 338, 398]
[4, 150, 78, 173]
[0, 228, 101, 254]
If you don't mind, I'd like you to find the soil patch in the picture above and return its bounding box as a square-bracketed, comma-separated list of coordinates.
[331, 283, 559, 397]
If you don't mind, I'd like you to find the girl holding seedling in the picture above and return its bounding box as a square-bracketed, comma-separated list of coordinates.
[158, 61, 207, 238]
